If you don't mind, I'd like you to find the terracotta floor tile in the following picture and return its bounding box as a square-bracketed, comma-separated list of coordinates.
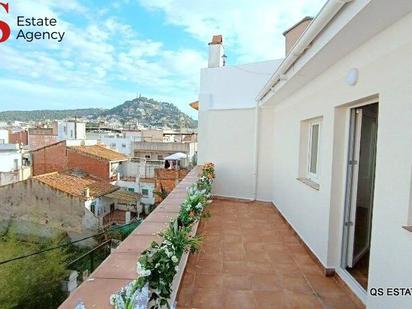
[223, 290, 257, 309]
[195, 259, 223, 274]
[245, 251, 271, 263]
[197, 249, 222, 262]
[222, 234, 243, 244]
[281, 274, 314, 295]
[305, 274, 346, 297]
[176, 285, 194, 307]
[177, 199, 361, 308]
[194, 273, 223, 289]
[190, 288, 223, 309]
[223, 248, 246, 261]
[320, 294, 362, 309]
[284, 290, 323, 308]
[251, 273, 283, 291]
[222, 274, 252, 290]
[222, 242, 244, 252]
[254, 290, 289, 309]
[180, 271, 195, 289]
[223, 261, 248, 274]
[247, 261, 277, 274]
[244, 242, 266, 253]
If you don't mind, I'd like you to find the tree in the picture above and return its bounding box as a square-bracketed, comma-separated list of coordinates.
[0, 235, 69, 309]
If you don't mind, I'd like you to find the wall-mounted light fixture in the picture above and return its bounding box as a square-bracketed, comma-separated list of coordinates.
[346, 68, 359, 86]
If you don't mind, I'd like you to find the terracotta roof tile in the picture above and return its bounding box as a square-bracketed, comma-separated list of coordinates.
[104, 190, 142, 203]
[34, 172, 118, 199]
[209, 34, 223, 45]
[68, 145, 128, 161]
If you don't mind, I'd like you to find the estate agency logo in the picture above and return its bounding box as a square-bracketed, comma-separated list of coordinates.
[0, 2, 66, 44]
[0, 2, 10, 43]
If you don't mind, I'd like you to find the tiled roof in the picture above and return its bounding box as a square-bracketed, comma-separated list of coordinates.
[140, 177, 156, 184]
[68, 145, 128, 161]
[104, 190, 142, 203]
[189, 100, 199, 110]
[34, 172, 118, 199]
[209, 34, 223, 45]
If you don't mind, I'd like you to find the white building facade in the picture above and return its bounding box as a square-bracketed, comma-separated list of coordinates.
[198, 1, 412, 308]
[0, 144, 31, 186]
[57, 121, 86, 140]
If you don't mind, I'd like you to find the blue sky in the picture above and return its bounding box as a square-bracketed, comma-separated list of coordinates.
[0, 0, 326, 119]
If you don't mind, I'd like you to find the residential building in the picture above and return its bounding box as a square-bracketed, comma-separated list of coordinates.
[28, 127, 58, 150]
[133, 141, 194, 161]
[31, 141, 128, 181]
[57, 120, 86, 141]
[141, 129, 163, 142]
[67, 144, 128, 181]
[139, 177, 156, 207]
[0, 144, 31, 186]
[197, 2, 412, 308]
[154, 168, 188, 204]
[86, 131, 142, 156]
[8, 128, 28, 145]
[0, 171, 141, 239]
[163, 129, 197, 143]
[0, 129, 8, 144]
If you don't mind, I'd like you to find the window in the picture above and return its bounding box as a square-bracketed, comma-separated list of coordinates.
[142, 188, 149, 197]
[308, 121, 320, 179]
[90, 202, 96, 215]
[298, 117, 322, 189]
[158, 155, 163, 160]
[14, 159, 19, 170]
[128, 188, 135, 192]
[122, 144, 126, 148]
[145, 155, 151, 159]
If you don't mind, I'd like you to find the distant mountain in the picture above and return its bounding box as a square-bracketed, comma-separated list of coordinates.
[0, 96, 197, 129]
[101, 97, 197, 128]
[0, 108, 103, 122]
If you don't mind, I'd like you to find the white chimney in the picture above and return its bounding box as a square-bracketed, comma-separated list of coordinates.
[283, 16, 313, 56]
[208, 35, 225, 68]
[84, 187, 90, 198]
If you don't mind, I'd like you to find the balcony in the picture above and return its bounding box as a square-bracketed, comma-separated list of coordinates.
[59, 167, 363, 309]
[176, 198, 363, 308]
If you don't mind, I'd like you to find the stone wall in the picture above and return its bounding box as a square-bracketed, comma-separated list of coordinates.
[0, 179, 98, 239]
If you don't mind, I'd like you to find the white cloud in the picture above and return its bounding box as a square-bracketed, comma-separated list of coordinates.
[1, 0, 327, 120]
[138, 0, 326, 62]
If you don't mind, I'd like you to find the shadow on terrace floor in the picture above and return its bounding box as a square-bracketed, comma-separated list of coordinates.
[176, 198, 364, 309]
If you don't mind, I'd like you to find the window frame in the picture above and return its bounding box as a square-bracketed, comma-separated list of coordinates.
[307, 120, 321, 181]
[141, 188, 149, 197]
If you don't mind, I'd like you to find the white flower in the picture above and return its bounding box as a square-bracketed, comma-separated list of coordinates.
[171, 256, 178, 263]
[137, 262, 151, 277]
[164, 248, 173, 258]
[109, 294, 116, 305]
[175, 266, 179, 272]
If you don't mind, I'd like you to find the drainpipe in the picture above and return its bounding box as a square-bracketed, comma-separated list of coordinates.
[252, 103, 260, 201]
[257, 0, 353, 103]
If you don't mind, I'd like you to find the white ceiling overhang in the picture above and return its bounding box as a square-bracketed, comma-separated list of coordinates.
[261, 0, 412, 106]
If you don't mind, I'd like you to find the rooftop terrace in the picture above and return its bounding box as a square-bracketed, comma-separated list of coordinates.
[60, 167, 363, 309]
[176, 199, 363, 308]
